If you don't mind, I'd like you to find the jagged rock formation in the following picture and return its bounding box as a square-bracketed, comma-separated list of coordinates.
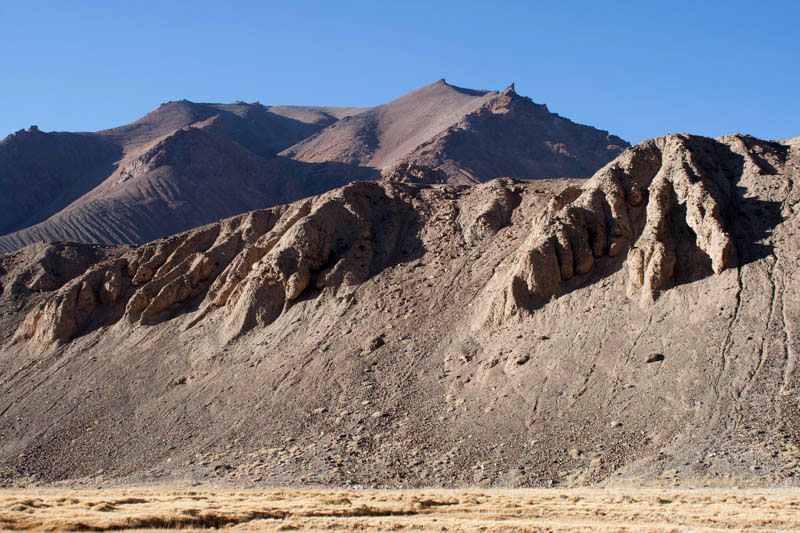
[2, 133, 798, 490]
[381, 162, 449, 184]
[10, 181, 426, 346]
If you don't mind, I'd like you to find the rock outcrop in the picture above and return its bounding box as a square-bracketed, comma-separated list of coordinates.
[486, 134, 782, 324]
[10, 181, 423, 346]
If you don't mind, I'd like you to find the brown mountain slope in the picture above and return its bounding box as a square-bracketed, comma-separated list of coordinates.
[97, 100, 367, 158]
[1, 133, 799, 488]
[0, 127, 121, 235]
[397, 85, 629, 184]
[0, 101, 369, 254]
[282, 80, 628, 183]
[0, 116, 376, 253]
[0, 82, 626, 255]
[281, 80, 498, 167]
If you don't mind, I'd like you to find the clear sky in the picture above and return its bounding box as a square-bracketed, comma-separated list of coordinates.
[1, 0, 797, 144]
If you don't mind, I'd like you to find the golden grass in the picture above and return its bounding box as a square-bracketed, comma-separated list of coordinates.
[1, 486, 799, 531]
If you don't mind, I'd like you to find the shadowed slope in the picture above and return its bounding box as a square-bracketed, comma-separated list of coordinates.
[0, 117, 376, 253]
[0, 127, 121, 235]
[283, 80, 628, 183]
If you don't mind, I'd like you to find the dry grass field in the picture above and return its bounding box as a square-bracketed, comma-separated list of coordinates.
[1, 486, 799, 532]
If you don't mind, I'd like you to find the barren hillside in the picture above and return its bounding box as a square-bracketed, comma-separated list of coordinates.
[0, 127, 121, 236]
[1, 133, 798, 488]
[0, 116, 376, 253]
[0, 81, 627, 255]
[0, 102, 370, 255]
[282, 80, 628, 183]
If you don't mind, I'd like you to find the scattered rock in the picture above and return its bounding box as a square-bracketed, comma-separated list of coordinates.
[364, 335, 385, 352]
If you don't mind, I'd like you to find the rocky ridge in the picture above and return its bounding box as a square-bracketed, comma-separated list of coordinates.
[2, 133, 799, 489]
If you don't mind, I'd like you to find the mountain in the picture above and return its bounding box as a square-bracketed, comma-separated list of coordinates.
[0, 81, 627, 254]
[1, 133, 798, 488]
[98, 99, 365, 158]
[282, 79, 628, 183]
[0, 116, 376, 253]
[0, 103, 375, 255]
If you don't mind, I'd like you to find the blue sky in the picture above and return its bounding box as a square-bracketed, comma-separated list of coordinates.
[1, 1, 797, 143]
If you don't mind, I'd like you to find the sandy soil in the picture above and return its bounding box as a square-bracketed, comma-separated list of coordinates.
[1, 486, 799, 531]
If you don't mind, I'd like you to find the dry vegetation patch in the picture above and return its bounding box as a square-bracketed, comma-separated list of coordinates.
[1, 487, 799, 531]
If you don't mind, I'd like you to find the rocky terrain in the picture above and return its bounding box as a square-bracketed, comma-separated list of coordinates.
[0, 80, 626, 254]
[1, 132, 799, 489]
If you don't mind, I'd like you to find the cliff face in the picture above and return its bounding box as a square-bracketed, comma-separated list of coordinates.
[2, 133, 799, 488]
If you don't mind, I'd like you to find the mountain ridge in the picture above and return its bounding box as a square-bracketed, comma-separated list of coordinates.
[0, 80, 628, 254]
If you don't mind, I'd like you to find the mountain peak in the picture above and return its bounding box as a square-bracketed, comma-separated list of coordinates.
[1, 80, 630, 254]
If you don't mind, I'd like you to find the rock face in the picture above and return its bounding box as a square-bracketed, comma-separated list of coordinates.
[487, 134, 749, 323]
[0, 81, 627, 255]
[1, 133, 799, 490]
[9, 181, 424, 346]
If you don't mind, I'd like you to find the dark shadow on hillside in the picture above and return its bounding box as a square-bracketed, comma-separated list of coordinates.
[274, 157, 381, 204]
[282, 181, 427, 314]
[0, 132, 122, 236]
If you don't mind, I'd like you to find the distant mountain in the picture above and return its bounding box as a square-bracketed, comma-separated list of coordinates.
[282, 80, 628, 183]
[0, 81, 627, 254]
[0, 116, 375, 253]
[0, 127, 121, 236]
[98, 99, 365, 158]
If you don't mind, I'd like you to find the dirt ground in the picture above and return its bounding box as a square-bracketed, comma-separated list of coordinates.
[2, 485, 799, 532]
